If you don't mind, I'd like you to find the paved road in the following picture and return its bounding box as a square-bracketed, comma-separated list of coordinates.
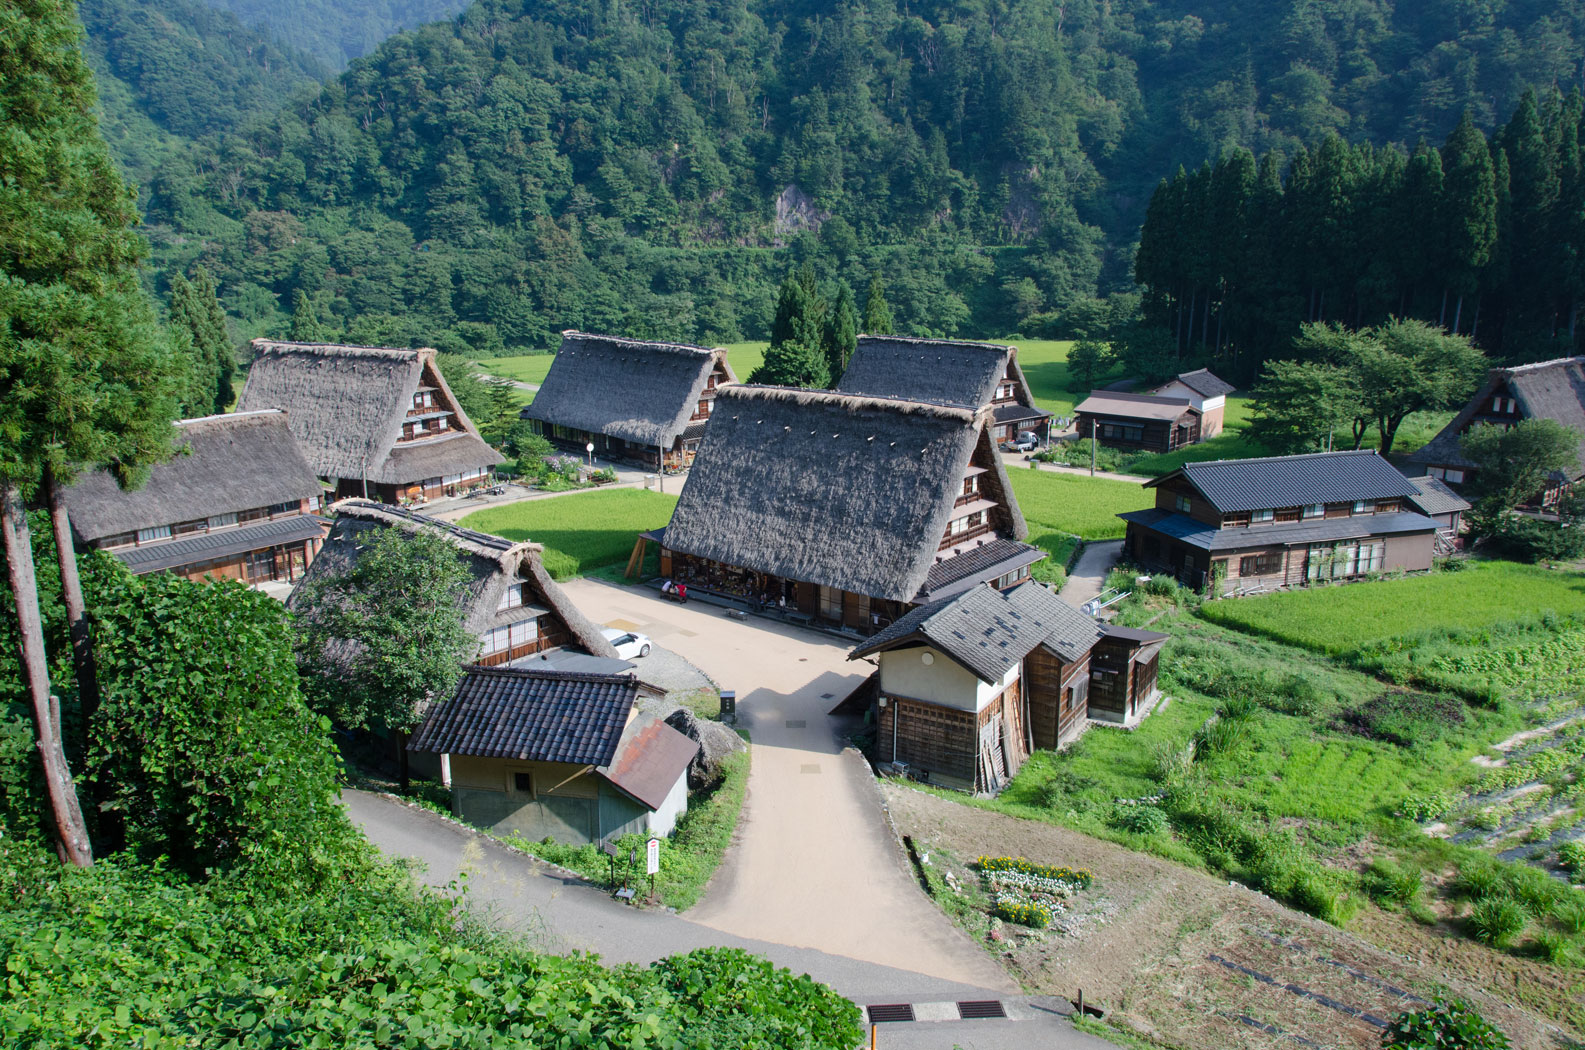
[345, 789, 1116, 1049]
[1060, 539, 1125, 608]
[561, 578, 1016, 991]
[998, 452, 1152, 485]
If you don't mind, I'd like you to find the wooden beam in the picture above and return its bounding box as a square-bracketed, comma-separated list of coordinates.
[625, 535, 647, 579]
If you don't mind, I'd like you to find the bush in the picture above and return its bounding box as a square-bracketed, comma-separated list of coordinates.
[1365, 860, 1425, 909]
[1109, 804, 1170, 836]
[1399, 792, 1454, 823]
[1193, 717, 1249, 758]
[1149, 740, 1196, 786]
[652, 947, 864, 1048]
[1219, 695, 1259, 721]
[1453, 864, 1505, 901]
[1534, 929, 1576, 967]
[1556, 899, 1585, 935]
[1559, 840, 1585, 877]
[1467, 897, 1528, 947]
[1382, 998, 1511, 1050]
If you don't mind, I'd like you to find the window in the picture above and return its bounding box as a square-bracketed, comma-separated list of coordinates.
[1062, 687, 1074, 713]
[1303, 504, 1324, 518]
[1100, 423, 1145, 442]
[1239, 552, 1283, 577]
[100, 531, 136, 549]
[696, 399, 711, 416]
[1352, 500, 1369, 514]
[1251, 508, 1275, 523]
[512, 772, 532, 793]
[508, 619, 536, 648]
[1429, 467, 1466, 484]
[269, 501, 299, 516]
[1376, 499, 1401, 513]
[307, 496, 321, 511]
[498, 581, 526, 610]
[207, 512, 238, 529]
[1307, 541, 1385, 580]
[819, 586, 842, 620]
[997, 383, 1015, 400]
[1223, 511, 1251, 528]
[1174, 494, 1192, 514]
[481, 626, 511, 655]
[136, 525, 171, 544]
[172, 519, 206, 536]
[962, 475, 979, 498]
[1275, 507, 1302, 523]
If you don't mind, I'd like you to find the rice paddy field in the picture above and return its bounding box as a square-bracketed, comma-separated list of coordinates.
[1006, 466, 1152, 540]
[477, 353, 556, 386]
[1199, 561, 1585, 656]
[457, 489, 678, 580]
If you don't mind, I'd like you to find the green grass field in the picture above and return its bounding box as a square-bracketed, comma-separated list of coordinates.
[1199, 561, 1585, 655]
[477, 353, 557, 386]
[458, 489, 678, 579]
[1006, 466, 1152, 540]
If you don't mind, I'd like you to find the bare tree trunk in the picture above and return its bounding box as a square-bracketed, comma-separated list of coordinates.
[1440, 288, 1448, 327]
[44, 465, 98, 725]
[1200, 289, 1211, 349]
[1, 480, 93, 867]
[1472, 295, 1483, 340]
[1452, 294, 1464, 335]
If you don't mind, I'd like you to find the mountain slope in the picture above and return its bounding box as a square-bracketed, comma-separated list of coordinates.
[202, 0, 474, 70]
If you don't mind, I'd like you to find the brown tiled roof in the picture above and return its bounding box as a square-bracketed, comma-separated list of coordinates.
[599, 714, 699, 810]
[408, 667, 637, 764]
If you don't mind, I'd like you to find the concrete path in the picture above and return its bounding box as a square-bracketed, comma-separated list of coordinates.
[345, 789, 1114, 1049]
[560, 578, 1015, 992]
[1060, 540, 1125, 608]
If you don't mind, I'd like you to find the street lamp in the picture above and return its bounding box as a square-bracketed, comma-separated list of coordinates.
[585, 441, 594, 469]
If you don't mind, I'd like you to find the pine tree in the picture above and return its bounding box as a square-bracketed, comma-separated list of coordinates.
[191, 268, 232, 410]
[168, 274, 217, 414]
[862, 273, 894, 334]
[1440, 113, 1498, 334]
[824, 282, 858, 382]
[1, 0, 183, 866]
[289, 289, 328, 342]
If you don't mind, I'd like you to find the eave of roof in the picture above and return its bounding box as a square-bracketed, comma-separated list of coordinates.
[111, 514, 326, 574]
[1120, 508, 1441, 551]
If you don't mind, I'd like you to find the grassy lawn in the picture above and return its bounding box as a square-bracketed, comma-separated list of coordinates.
[719, 341, 766, 380]
[1006, 466, 1152, 540]
[477, 353, 556, 386]
[458, 489, 678, 580]
[1199, 561, 1585, 656]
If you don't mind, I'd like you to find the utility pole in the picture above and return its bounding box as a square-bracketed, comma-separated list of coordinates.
[1091, 417, 1097, 476]
[657, 444, 664, 494]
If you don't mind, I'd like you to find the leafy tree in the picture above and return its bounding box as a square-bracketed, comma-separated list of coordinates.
[291, 524, 477, 788]
[168, 268, 232, 414]
[1, 0, 184, 866]
[1248, 359, 1363, 454]
[289, 288, 329, 342]
[1066, 338, 1111, 392]
[747, 336, 831, 389]
[1460, 419, 1581, 511]
[1354, 318, 1486, 454]
[1382, 997, 1510, 1050]
[824, 281, 858, 381]
[862, 273, 894, 335]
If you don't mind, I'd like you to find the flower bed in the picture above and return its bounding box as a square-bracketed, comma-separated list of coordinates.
[976, 855, 1094, 890]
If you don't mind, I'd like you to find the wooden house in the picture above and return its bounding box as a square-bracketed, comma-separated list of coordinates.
[1146, 369, 1235, 437]
[521, 331, 737, 470]
[653, 386, 1046, 635]
[835, 335, 1053, 446]
[1119, 450, 1441, 594]
[290, 500, 616, 666]
[409, 667, 698, 845]
[1072, 391, 1202, 453]
[238, 340, 498, 503]
[1404, 475, 1472, 549]
[1088, 626, 1169, 725]
[848, 582, 1114, 792]
[1406, 356, 1585, 506]
[64, 410, 327, 585]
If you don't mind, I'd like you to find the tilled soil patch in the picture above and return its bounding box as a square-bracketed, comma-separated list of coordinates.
[883, 783, 1577, 1050]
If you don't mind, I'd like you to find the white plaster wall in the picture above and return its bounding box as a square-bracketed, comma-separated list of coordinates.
[1152, 380, 1224, 415]
[647, 770, 689, 838]
[878, 646, 1018, 712]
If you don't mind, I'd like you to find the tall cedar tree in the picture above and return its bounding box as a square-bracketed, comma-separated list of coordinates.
[749, 269, 831, 388]
[167, 268, 233, 414]
[289, 288, 328, 341]
[862, 274, 894, 335]
[0, 0, 182, 865]
[825, 282, 858, 381]
[290, 525, 476, 789]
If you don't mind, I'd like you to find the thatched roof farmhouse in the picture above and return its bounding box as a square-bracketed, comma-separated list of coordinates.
[520, 331, 736, 470]
[238, 340, 497, 503]
[1406, 356, 1585, 505]
[654, 385, 1044, 635]
[64, 410, 327, 585]
[290, 500, 616, 666]
[836, 335, 1053, 446]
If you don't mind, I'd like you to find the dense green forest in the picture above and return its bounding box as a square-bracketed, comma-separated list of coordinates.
[203, 0, 474, 70]
[83, 0, 1585, 353]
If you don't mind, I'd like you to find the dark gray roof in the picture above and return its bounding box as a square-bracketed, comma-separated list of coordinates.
[836, 335, 1038, 412]
[1404, 476, 1472, 517]
[1101, 624, 1171, 644]
[1408, 357, 1585, 474]
[1074, 391, 1197, 422]
[238, 341, 497, 484]
[661, 386, 1028, 603]
[992, 402, 1053, 425]
[849, 581, 1100, 681]
[1169, 369, 1236, 398]
[111, 514, 325, 575]
[408, 667, 637, 763]
[65, 411, 324, 541]
[1120, 508, 1441, 551]
[914, 538, 1047, 604]
[1152, 450, 1417, 513]
[521, 332, 734, 448]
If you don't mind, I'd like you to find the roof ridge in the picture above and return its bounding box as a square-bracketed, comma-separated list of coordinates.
[1504, 356, 1585, 374]
[563, 330, 721, 356]
[175, 409, 286, 427]
[718, 384, 980, 422]
[251, 339, 426, 359]
[1182, 449, 1378, 470]
[1082, 390, 1192, 406]
[855, 334, 1015, 353]
[330, 499, 541, 556]
[463, 665, 638, 685]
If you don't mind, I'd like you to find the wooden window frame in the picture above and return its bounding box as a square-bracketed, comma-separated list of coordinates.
[1238, 551, 1283, 577]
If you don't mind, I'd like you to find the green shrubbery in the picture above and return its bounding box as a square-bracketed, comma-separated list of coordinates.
[1382, 998, 1511, 1050]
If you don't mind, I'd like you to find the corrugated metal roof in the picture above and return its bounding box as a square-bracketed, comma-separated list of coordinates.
[1162, 450, 1416, 512]
[1404, 476, 1472, 516]
[600, 715, 698, 811]
[408, 667, 638, 764]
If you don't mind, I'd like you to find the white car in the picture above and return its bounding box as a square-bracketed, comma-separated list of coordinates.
[602, 628, 652, 659]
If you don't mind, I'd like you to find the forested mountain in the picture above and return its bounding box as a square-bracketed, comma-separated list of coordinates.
[116, 0, 1585, 354]
[201, 0, 474, 71]
[80, 0, 326, 180]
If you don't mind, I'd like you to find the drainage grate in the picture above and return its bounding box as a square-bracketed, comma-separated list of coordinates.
[800, 763, 821, 774]
[820, 693, 834, 699]
[957, 1000, 1006, 1020]
[867, 1003, 915, 1024]
[785, 719, 806, 729]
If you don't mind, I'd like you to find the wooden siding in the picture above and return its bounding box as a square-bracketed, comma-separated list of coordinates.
[1074, 410, 1200, 454]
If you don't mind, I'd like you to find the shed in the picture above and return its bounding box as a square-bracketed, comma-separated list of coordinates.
[1088, 625, 1169, 725]
[1073, 391, 1202, 453]
[1404, 475, 1472, 536]
[1147, 369, 1235, 437]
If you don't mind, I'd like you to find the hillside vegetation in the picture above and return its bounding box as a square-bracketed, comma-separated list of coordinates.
[204, 0, 474, 70]
[113, 0, 1585, 353]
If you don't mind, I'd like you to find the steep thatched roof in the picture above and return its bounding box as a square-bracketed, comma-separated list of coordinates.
[1407, 357, 1585, 474]
[836, 335, 1037, 411]
[289, 500, 615, 658]
[65, 411, 323, 542]
[661, 386, 1029, 602]
[238, 341, 497, 483]
[522, 331, 735, 447]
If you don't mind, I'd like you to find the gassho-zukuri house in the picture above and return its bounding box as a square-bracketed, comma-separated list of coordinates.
[648, 386, 1046, 635]
[848, 582, 1167, 792]
[64, 410, 327, 585]
[238, 340, 498, 503]
[290, 500, 617, 667]
[409, 667, 698, 846]
[520, 331, 737, 470]
[835, 334, 1053, 446]
[1119, 450, 1442, 594]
